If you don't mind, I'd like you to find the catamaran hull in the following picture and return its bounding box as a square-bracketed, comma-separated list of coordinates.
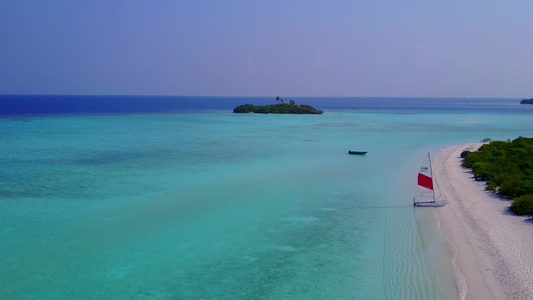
[413, 199, 448, 207]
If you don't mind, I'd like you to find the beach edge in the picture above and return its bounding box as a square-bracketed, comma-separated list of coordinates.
[433, 143, 533, 300]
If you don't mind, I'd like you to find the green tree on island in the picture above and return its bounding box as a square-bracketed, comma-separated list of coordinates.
[233, 97, 323, 114]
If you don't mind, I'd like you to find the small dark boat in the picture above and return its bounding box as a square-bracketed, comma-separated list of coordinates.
[348, 150, 367, 155]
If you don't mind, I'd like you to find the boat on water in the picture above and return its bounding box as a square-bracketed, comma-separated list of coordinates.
[348, 150, 367, 155]
[414, 152, 447, 207]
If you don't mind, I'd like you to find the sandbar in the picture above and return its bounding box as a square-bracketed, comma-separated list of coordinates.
[433, 143, 533, 300]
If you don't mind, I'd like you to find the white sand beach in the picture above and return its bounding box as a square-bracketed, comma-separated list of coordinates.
[433, 143, 533, 300]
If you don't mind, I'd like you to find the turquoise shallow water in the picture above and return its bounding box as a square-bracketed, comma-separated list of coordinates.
[1, 106, 533, 299]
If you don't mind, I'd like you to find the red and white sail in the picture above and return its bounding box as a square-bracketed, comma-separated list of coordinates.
[414, 152, 447, 207]
[417, 153, 435, 201]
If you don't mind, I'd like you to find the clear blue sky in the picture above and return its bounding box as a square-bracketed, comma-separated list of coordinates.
[1, 1, 532, 97]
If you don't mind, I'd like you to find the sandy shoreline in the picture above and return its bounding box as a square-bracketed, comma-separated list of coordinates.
[433, 143, 533, 300]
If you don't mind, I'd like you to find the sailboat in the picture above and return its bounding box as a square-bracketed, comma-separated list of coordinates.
[413, 152, 448, 207]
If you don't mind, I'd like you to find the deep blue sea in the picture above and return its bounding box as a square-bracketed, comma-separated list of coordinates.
[1, 95, 530, 116]
[1, 95, 532, 299]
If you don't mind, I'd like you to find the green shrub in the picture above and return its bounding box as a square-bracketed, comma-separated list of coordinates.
[510, 195, 533, 216]
[460, 150, 471, 158]
[233, 104, 256, 113]
[471, 162, 491, 181]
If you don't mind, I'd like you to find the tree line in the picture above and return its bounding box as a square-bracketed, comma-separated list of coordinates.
[461, 137, 533, 217]
[233, 97, 323, 114]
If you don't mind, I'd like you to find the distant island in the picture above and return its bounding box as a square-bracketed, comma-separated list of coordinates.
[520, 98, 533, 104]
[233, 97, 324, 114]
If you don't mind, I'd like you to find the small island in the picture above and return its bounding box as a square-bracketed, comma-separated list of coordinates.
[233, 97, 324, 114]
[520, 98, 533, 104]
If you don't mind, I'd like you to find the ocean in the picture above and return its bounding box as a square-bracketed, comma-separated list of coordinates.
[1, 95, 532, 299]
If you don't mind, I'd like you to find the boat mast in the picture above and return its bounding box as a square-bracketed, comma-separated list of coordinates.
[428, 152, 436, 203]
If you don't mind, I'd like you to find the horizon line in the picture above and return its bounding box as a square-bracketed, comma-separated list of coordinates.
[0, 94, 522, 100]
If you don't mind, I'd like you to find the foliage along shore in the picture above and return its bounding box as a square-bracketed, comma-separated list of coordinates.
[233, 97, 324, 114]
[461, 137, 533, 217]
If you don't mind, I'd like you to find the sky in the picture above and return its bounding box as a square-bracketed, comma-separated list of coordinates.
[1, 0, 532, 98]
